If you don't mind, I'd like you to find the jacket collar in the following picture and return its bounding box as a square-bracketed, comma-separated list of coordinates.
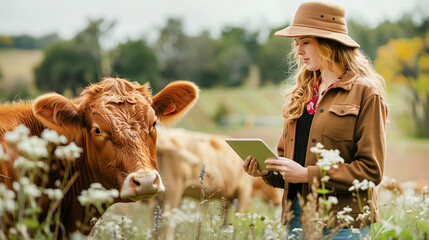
[331, 71, 356, 91]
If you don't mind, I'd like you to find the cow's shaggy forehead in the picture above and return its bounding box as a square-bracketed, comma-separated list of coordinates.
[80, 78, 155, 145]
[81, 77, 152, 105]
[103, 103, 153, 147]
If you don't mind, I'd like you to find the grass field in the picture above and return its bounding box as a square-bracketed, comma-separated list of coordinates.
[0, 49, 43, 93]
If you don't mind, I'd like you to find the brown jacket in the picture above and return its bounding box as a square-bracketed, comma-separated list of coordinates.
[263, 72, 388, 228]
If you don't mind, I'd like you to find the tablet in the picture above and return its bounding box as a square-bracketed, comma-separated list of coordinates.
[225, 138, 279, 171]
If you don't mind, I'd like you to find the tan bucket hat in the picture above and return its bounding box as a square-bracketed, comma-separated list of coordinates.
[275, 1, 360, 48]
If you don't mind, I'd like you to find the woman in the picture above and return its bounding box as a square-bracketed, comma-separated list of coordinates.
[243, 1, 388, 239]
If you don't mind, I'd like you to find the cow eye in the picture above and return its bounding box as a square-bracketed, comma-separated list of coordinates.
[152, 121, 157, 127]
[95, 128, 102, 135]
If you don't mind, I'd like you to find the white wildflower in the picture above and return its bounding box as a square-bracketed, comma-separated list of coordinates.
[78, 183, 119, 206]
[357, 206, 371, 221]
[349, 179, 360, 191]
[360, 179, 369, 190]
[5, 124, 30, 144]
[20, 177, 41, 198]
[43, 188, 63, 200]
[13, 156, 47, 170]
[55, 142, 82, 162]
[343, 206, 353, 212]
[316, 143, 324, 148]
[8, 228, 17, 235]
[0, 145, 9, 161]
[310, 147, 321, 154]
[349, 179, 376, 192]
[41, 129, 68, 145]
[337, 206, 354, 223]
[222, 224, 234, 233]
[328, 196, 338, 205]
[12, 177, 42, 198]
[16, 224, 29, 239]
[321, 175, 330, 182]
[55, 180, 61, 188]
[70, 231, 90, 240]
[314, 144, 344, 171]
[17, 136, 49, 159]
[422, 186, 428, 194]
[0, 183, 16, 215]
[12, 181, 21, 192]
[350, 226, 361, 234]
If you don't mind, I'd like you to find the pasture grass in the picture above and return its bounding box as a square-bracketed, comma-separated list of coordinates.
[91, 185, 429, 240]
[175, 85, 284, 132]
[0, 49, 42, 91]
[95, 197, 285, 240]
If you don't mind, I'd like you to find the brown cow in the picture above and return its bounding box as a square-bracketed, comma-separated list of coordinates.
[380, 176, 429, 195]
[0, 77, 198, 238]
[154, 128, 281, 213]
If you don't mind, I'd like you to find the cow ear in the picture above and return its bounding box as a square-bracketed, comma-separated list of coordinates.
[33, 93, 81, 135]
[152, 81, 199, 124]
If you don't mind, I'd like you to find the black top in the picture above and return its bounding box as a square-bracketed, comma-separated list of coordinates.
[288, 108, 314, 199]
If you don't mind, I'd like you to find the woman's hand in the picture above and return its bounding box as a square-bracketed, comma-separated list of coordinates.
[265, 157, 309, 183]
[243, 155, 269, 177]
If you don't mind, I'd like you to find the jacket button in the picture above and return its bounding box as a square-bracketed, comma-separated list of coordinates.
[341, 109, 345, 113]
[312, 139, 316, 143]
[320, 108, 324, 113]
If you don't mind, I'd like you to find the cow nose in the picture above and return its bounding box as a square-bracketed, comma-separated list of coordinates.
[130, 172, 164, 193]
[120, 170, 165, 201]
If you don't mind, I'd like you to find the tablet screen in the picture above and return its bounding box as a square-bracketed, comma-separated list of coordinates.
[225, 138, 278, 171]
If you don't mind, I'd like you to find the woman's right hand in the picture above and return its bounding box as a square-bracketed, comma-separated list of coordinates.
[243, 155, 269, 177]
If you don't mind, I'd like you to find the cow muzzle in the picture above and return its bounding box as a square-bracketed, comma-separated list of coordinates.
[120, 170, 165, 201]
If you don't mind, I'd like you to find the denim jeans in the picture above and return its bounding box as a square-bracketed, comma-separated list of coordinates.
[286, 197, 372, 239]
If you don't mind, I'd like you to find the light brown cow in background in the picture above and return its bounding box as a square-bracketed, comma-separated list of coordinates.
[0, 78, 199, 238]
[380, 176, 429, 195]
[154, 128, 282, 214]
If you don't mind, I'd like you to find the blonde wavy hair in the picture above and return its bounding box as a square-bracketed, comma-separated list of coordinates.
[282, 37, 386, 123]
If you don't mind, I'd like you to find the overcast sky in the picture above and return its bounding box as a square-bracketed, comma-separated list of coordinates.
[1, 0, 426, 47]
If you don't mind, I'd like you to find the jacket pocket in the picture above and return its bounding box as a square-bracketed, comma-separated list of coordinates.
[324, 104, 360, 141]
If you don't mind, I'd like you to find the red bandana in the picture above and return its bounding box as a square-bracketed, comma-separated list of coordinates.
[306, 75, 343, 114]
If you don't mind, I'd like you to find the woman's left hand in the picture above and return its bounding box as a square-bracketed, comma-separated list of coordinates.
[265, 157, 309, 183]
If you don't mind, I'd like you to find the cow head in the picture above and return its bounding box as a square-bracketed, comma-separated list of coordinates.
[32, 78, 199, 201]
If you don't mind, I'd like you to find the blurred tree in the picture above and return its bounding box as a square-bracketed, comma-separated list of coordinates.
[34, 40, 98, 96]
[74, 19, 115, 81]
[215, 43, 251, 86]
[34, 19, 113, 95]
[220, 26, 260, 62]
[155, 18, 188, 86]
[155, 18, 220, 88]
[214, 26, 258, 86]
[348, 12, 428, 60]
[0, 34, 60, 49]
[180, 31, 219, 88]
[257, 27, 293, 85]
[0, 36, 13, 48]
[111, 39, 159, 90]
[375, 31, 429, 137]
